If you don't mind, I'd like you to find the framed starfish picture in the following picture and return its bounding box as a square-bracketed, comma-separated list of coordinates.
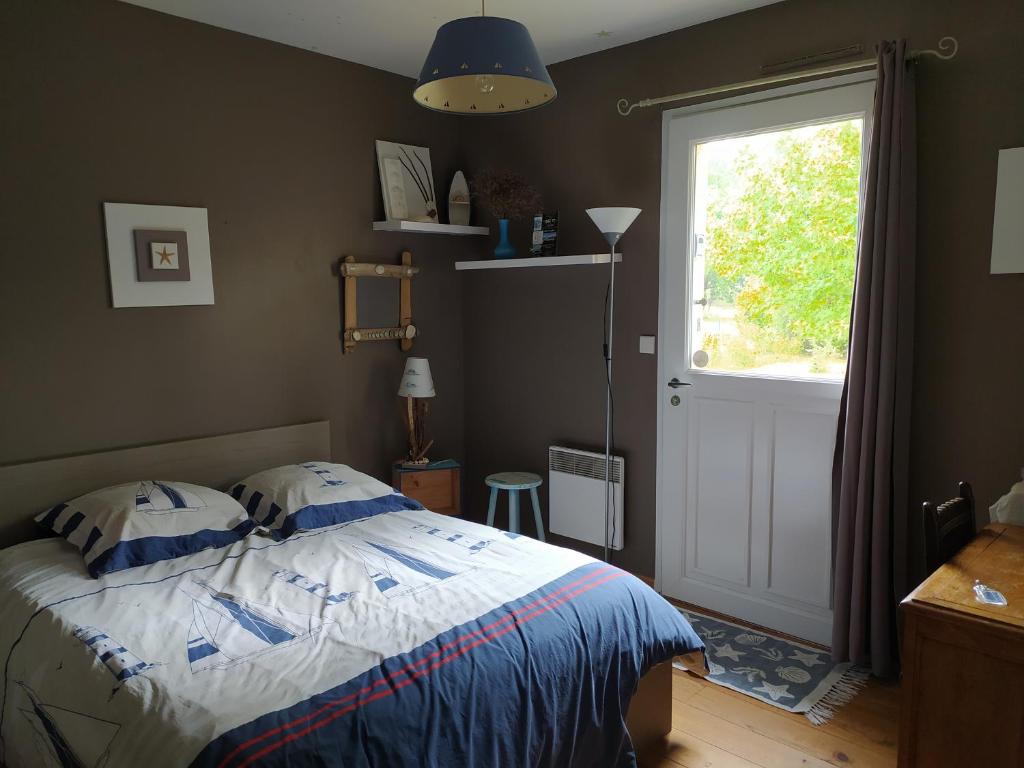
[103, 203, 214, 307]
[132, 229, 190, 282]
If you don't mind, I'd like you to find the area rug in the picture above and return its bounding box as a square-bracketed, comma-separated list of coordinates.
[674, 608, 869, 725]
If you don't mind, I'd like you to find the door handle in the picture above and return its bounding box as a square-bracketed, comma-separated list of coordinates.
[667, 378, 692, 389]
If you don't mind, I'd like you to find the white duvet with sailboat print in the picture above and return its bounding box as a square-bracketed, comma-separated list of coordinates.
[0, 507, 702, 767]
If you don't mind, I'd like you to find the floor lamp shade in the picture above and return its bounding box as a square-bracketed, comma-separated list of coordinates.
[397, 357, 435, 398]
[413, 17, 556, 115]
[586, 207, 641, 242]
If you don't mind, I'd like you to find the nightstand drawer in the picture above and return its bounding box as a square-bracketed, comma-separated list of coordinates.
[393, 465, 461, 516]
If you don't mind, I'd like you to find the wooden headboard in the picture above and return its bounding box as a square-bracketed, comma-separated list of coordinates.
[0, 421, 330, 549]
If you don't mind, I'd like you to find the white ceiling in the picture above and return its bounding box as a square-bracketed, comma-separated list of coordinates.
[119, 0, 782, 78]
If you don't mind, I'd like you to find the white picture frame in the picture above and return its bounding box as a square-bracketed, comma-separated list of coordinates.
[375, 140, 437, 223]
[991, 147, 1024, 274]
[103, 203, 214, 307]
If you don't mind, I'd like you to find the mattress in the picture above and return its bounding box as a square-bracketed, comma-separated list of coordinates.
[0, 508, 703, 767]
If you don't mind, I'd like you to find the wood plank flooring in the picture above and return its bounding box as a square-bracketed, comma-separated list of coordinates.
[639, 668, 899, 768]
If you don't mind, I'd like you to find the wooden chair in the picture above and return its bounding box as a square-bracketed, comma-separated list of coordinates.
[923, 481, 977, 574]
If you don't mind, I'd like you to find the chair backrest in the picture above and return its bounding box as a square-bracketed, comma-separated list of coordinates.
[923, 481, 977, 574]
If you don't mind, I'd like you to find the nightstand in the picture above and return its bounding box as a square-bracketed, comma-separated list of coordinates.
[392, 459, 461, 517]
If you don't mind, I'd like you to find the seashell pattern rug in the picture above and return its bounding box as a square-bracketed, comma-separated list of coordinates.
[674, 608, 869, 725]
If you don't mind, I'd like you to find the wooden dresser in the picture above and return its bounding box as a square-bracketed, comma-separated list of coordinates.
[392, 460, 461, 517]
[899, 523, 1024, 767]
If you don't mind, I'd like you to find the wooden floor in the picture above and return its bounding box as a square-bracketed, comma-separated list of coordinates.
[640, 668, 900, 768]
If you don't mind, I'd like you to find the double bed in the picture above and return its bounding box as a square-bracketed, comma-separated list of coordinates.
[0, 422, 704, 767]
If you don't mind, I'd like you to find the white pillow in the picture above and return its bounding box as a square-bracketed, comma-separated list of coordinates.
[35, 481, 254, 578]
[230, 461, 422, 538]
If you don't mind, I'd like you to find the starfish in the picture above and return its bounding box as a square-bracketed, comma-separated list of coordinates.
[712, 643, 745, 662]
[155, 246, 175, 265]
[789, 648, 825, 667]
[753, 681, 795, 702]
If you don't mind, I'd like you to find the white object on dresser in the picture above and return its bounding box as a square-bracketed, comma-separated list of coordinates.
[991, 147, 1024, 274]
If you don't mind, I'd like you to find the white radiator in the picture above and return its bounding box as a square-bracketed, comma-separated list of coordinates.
[548, 446, 624, 550]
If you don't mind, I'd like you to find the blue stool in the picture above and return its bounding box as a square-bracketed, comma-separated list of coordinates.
[485, 472, 545, 541]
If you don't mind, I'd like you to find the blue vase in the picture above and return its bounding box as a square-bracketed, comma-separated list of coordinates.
[494, 219, 516, 259]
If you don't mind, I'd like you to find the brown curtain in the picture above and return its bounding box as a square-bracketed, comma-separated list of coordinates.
[831, 40, 916, 679]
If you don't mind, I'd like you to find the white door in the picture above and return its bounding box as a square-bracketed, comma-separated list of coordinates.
[656, 75, 874, 645]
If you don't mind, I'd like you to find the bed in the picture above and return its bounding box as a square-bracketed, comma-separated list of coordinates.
[0, 422, 704, 767]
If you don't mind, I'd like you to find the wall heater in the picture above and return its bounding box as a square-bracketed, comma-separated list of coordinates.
[548, 446, 624, 550]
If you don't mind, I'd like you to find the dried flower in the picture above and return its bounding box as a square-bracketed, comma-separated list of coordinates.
[471, 170, 541, 220]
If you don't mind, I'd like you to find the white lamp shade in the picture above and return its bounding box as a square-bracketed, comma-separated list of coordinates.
[397, 357, 436, 398]
[586, 207, 641, 236]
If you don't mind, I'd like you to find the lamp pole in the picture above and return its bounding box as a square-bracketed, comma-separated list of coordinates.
[586, 207, 640, 565]
[603, 235, 619, 564]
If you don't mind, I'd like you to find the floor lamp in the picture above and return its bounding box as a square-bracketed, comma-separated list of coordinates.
[585, 207, 641, 563]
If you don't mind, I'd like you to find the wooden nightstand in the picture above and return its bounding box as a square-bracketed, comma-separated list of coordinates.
[392, 459, 461, 517]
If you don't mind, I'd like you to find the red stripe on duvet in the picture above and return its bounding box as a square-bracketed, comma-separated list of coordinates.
[216, 565, 613, 768]
[223, 567, 623, 768]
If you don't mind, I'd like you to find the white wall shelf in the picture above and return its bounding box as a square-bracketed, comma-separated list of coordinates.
[455, 253, 621, 271]
[373, 220, 489, 236]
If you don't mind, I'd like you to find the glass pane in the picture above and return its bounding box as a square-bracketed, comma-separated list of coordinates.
[689, 118, 863, 380]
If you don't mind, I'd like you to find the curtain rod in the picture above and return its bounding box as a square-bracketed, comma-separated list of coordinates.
[616, 36, 958, 116]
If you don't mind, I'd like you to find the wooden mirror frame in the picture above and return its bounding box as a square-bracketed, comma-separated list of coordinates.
[339, 251, 417, 354]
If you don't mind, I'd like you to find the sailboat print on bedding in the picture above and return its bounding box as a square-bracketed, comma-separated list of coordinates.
[178, 578, 331, 674]
[342, 536, 461, 599]
[272, 569, 355, 606]
[300, 462, 346, 487]
[17, 683, 119, 768]
[409, 523, 492, 554]
[72, 627, 157, 684]
[133, 482, 205, 514]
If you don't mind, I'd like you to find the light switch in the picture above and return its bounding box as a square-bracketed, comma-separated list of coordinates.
[639, 335, 656, 355]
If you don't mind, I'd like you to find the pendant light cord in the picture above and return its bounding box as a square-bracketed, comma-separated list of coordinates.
[481, 0, 485, 16]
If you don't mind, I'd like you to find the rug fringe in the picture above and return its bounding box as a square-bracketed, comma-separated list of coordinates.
[805, 667, 870, 725]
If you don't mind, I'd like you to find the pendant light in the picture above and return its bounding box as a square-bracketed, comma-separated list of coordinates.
[414, 1, 556, 115]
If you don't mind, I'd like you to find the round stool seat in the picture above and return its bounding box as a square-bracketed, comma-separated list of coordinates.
[486, 472, 543, 490]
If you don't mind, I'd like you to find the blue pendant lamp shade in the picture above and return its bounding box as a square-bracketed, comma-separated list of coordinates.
[414, 16, 556, 114]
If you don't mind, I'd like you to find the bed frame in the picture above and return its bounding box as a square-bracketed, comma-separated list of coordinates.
[0, 419, 674, 754]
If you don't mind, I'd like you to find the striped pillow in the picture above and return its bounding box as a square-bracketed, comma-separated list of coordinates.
[35, 481, 254, 578]
[230, 462, 422, 539]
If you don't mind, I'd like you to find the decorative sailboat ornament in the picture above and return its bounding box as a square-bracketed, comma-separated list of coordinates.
[448, 171, 471, 226]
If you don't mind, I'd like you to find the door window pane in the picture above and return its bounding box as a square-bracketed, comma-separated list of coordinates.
[690, 119, 863, 379]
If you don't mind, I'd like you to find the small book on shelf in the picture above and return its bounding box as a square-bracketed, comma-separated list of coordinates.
[530, 212, 559, 257]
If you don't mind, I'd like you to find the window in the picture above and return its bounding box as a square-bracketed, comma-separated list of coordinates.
[689, 117, 864, 379]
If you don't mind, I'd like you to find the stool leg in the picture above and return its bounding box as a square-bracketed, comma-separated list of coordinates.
[486, 487, 498, 528]
[508, 490, 520, 533]
[529, 487, 545, 542]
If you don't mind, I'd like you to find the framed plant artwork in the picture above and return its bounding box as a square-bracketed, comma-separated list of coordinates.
[375, 141, 437, 223]
[103, 203, 214, 307]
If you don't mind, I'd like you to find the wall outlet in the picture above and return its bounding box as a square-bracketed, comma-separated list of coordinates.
[639, 335, 656, 355]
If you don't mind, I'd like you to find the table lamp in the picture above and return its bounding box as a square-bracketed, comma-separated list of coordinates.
[398, 357, 436, 464]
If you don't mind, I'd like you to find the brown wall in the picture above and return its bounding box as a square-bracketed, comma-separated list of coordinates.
[2, 0, 1022, 585]
[460, 0, 1024, 578]
[0, 0, 477, 478]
